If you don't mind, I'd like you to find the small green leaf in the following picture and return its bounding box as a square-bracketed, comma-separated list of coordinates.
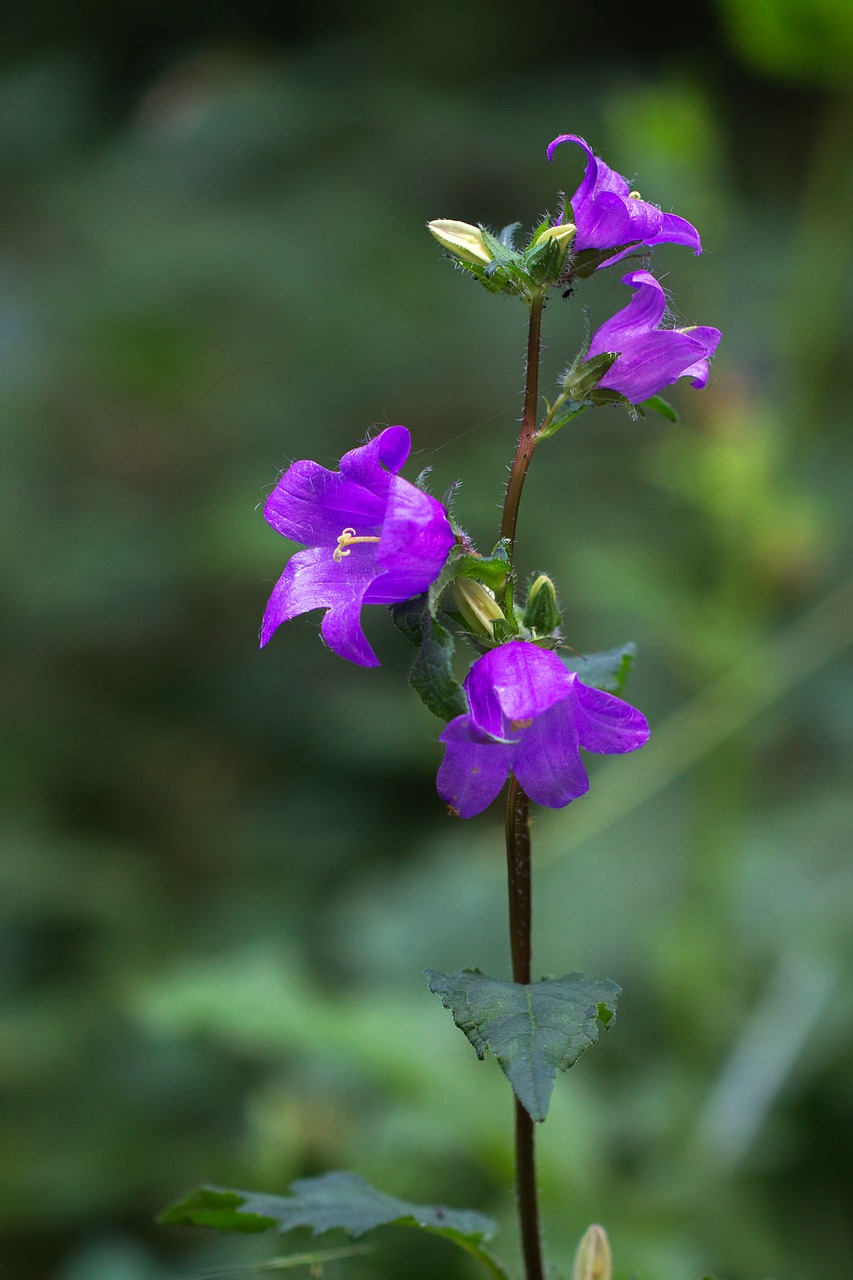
[426, 969, 620, 1122]
[561, 643, 636, 693]
[160, 1172, 508, 1279]
[639, 394, 679, 423]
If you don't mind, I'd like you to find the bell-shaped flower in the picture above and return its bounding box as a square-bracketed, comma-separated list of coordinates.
[437, 640, 649, 818]
[547, 133, 702, 258]
[261, 426, 454, 667]
[587, 270, 721, 404]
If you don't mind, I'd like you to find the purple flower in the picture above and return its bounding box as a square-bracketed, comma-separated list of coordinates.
[261, 426, 454, 667]
[587, 269, 721, 404]
[437, 641, 649, 818]
[547, 133, 702, 259]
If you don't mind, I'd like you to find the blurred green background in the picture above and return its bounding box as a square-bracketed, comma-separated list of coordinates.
[1, 2, 852, 1278]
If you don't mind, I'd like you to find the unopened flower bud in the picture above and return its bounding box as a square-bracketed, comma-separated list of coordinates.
[452, 577, 505, 638]
[572, 1224, 612, 1280]
[428, 219, 493, 266]
[522, 573, 562, 634]
[532, 221, 577, 249]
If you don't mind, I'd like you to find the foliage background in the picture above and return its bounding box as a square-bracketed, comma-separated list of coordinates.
[1, 2, 852, 1278]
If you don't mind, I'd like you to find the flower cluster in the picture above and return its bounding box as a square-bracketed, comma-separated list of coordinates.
[261, 132, 719, 819]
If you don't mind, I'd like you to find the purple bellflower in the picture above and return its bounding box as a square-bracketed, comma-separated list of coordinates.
[547, 133, 702, 259]
[587, 269, 721, 404]
[437, 640, 649, 818]
[261, 426, 455, 667]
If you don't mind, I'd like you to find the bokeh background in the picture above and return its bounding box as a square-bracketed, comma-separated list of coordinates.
[2, 1, 852, 1278]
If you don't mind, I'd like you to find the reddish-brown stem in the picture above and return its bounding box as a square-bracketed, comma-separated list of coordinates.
[500, 293, 545, 566]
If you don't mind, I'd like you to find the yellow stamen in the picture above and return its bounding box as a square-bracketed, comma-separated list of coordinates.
[628, 190, 642, 200]
[510, 718, 533, 731]
[333, 527, 381, 562]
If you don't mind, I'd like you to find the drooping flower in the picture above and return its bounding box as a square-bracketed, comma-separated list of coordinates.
[261, 426, 455, 667]
[547, 133, 702, 258]
[587, 269, 721, 404]
[437, 641, 649, 818]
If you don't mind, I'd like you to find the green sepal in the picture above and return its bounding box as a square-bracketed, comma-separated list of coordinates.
[537, 399, 593, 439]
[427, 969, 620, 1122]
[159, 1172, 508, 1280]
[570, 245, 634, 278]
[563, 351, 620, 400]
[639, 394, 678, 423]
[391, 596, 467, 721]
[561, 643, 636, 693]
[498, 221, 522, 248]
[522, 235, 570, 286]
[427, 540, 511, 615]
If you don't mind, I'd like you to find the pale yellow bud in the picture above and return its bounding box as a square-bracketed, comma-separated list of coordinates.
[427, 219, 493, 266]
[572, 1224, 612, 1280]
[532, 221, 577, 249]
[452, 577, 505, 638]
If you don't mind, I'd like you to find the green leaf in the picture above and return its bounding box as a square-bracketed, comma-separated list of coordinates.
[392, 598, 467, 721]
[560, 643, 636, 693]
[160, 1172, 509, 1279]
[426, 969, 620, 1122]
[639, 394, 679, 423]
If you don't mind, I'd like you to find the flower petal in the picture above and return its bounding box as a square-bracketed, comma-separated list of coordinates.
[573, 679, 650, 754]
[465, 641, 573, 738]
[366, 475, 455, 604]
[588, 270, 668, 357]
[511, 701, 590, 808]
[259, 544, 375, 648]
[437, 717, 512, 818]
[597, 329, 714, 404]
[264, 459, 386, 547]
[320, 596, 379, 667]
[648, 211, 702, 254]
[339, 424, 410, 487]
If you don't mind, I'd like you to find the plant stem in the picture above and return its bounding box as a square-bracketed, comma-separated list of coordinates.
[500, 290, 547, 1280]
[505, 777, 544, 1280]
[500, 292, 545, 571]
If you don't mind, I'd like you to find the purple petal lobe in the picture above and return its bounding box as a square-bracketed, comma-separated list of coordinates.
[464, 641, 573, 738]
[437, 717, 512, 818]
[320, 597, 379, 667]
[511, 702, 590, 808]
[573, 680, 650, 754]
[588, 271, 667, 357]
[366, 475, 456, 604]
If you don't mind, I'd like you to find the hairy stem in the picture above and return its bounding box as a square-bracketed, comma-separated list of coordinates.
[505, 776, 544, 1280]
[500, 292, 545, 573]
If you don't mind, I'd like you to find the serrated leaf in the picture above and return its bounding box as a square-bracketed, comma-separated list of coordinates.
[639, 394, 678, 423]
[426, 969, 620, 1122]
[561, 643, 636, 693]
[160, 1172, 509, 1279]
